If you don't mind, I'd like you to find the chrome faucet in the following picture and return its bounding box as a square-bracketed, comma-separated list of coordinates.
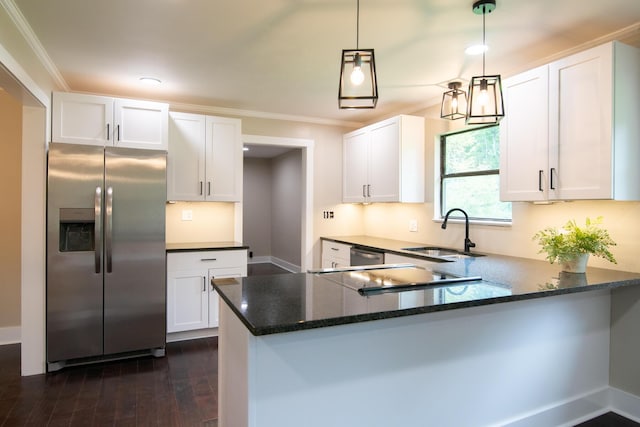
[441, 208, 476, 253]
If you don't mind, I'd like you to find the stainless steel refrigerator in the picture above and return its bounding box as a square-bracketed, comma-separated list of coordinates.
[46, 142, 166, 371]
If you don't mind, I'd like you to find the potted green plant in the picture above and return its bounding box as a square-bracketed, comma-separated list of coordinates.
[532, 216, 617, 273]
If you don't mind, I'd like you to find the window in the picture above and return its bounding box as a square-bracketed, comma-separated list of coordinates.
[440, 125, 511, 222]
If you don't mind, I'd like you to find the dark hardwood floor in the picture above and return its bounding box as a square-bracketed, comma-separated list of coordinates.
[0, 338, 219, 426]
[247, 262, 291, 276]
[575, 412, 640, 427]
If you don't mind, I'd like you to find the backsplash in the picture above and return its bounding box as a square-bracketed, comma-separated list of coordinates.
[165, 202, 236, 243]
[363, 200, 640, 273]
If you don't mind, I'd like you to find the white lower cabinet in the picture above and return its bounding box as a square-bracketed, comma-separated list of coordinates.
[321, 241, 351, 269]
[167, 249, 247, 333]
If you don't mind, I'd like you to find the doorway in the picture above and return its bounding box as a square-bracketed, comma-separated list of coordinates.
[0, 58, 48, 375]
[241, 135, 314, 272]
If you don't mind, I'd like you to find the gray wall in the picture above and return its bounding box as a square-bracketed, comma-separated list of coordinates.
[243, 158, 273, 258]
[243, 149, 302, 267]
[271, 149, 302, 267]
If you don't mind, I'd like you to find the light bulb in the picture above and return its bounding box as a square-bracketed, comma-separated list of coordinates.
[479, 88, 489, 107]
[451, 94, 459, 112]
[478, 78, 489, 107]
[351, 66, 365, 85]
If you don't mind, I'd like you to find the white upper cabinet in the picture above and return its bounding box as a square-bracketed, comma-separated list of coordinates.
[343, 115, 425, 203]
[500, 65, 549, 202]
[52, 93, 113, 146]
[52, 92, 168, 150]
[167, 112, 242, 202]
[205, 116, 243, 202]
[113, 99, 168, 150]
[167, 112, 206, 200]
[500, 41, 640, 202]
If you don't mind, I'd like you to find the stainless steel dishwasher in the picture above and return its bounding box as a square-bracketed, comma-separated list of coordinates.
[350, 247, 385, 266]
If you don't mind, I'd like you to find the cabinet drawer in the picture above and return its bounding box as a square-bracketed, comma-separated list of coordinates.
[167, 249, 248, 271]
[322, 241, 351, 261]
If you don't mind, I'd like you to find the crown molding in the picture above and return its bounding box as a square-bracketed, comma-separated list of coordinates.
[168, 101, 363, 129]
[1, 0, 69, 90]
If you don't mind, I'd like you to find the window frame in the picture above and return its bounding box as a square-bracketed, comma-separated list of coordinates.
[437, 124, 512, 225]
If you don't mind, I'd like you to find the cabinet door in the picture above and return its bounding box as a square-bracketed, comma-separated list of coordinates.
[52, 92, 113, 146]
[208, 267, 244, 328]
[114, 99, 169, 150]
[205, 116, 242, 201]
[166, 269, 208, 333]
[321, 241, 351, 268]
[499, 65, 549, 202]
[167, 112, 206, 201]
[342, 129, 369, 203]
[549, 43, 613, 200]
[368, 119, 400, 202]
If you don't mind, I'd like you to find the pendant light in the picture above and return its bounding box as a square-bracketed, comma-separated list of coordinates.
[466, 0, 504, 125]
[440, 81, 467, 120]
[338, 0, 378, 109]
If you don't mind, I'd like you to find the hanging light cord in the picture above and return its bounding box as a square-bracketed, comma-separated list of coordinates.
[355, 0, 360, 49]
[482, 4, 486, 75]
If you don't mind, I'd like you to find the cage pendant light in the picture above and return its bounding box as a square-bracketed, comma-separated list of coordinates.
[466, 0, 504, 124]
[338, 0, 378, 109]
[441, 81, 467, 120]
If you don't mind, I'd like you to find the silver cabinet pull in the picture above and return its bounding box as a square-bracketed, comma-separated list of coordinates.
[199, 181, 203, 195]
[331, 247, 339, 251]
[106, 124, 110, 141]
[367, 184, 371, 198]
[105, 187, 113, 273]
[550, 168, 556, 190]
[201, 258, 217, 261]
[207, 182, 211, 196]
[202, 276, 206, 292]
[117, 124, 120, 141]
[94, 187, 102, 274]
[362, 185, 366, 198]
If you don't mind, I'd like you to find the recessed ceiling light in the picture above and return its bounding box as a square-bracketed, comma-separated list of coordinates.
[139, 77, 162, 86]
[465, 44, 488, 56]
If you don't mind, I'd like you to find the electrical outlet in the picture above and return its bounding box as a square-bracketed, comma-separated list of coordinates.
[181, 210, 193, 221]
[409, 219, 418, 232]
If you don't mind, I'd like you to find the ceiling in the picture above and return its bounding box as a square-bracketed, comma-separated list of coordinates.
[11, 0, 640, 125]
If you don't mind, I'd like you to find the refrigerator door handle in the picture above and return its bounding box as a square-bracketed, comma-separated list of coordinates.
[94, 187, 102, 274]
[106, 186, 114, 273]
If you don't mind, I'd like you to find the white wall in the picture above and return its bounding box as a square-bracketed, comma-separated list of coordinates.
[271, 149, 302, 266]
[165, 202, 237, 243]
[243, 158, 273, 257]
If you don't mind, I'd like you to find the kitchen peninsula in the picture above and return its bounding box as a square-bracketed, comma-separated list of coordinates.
[214, 241, 640, 427]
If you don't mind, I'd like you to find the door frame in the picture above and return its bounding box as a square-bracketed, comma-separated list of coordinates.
[0, 43, 50, 375]
[241, 134, 314, 272]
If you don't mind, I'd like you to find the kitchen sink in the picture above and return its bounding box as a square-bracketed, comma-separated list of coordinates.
[401, 246, 485, 260]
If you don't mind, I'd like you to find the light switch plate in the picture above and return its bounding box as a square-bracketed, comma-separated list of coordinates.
[181, 210, 193, 221]
[409, 219, 418, 232]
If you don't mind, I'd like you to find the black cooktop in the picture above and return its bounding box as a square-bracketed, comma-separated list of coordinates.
[317, 266, 482, 294]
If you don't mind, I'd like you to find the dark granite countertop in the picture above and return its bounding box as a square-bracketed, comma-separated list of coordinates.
[322, 235, 485, 261]
[212, 236, 640, 336]
[166, 241, 248, 252]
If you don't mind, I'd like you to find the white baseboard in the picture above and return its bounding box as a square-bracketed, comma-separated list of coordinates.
[609, 387, 640, 422]
[167, 328, 218, 343]
[248, 256, 300, 273]
[0, 326, 20, 345]
[271, 256, 300, 273]
[248, 256, 271, 264]
[501, 386, 640, 427]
